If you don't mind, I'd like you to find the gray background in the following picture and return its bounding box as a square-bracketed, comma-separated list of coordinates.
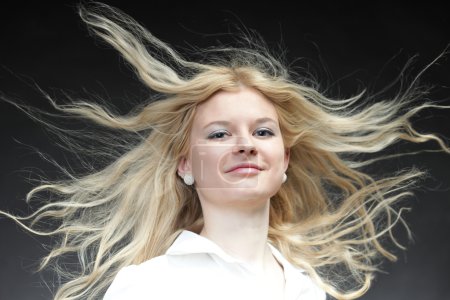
[1, 1, 449, 299]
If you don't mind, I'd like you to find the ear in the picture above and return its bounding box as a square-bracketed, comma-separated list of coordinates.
[177, 156, 192, 178]
[283, 148, 290, 172]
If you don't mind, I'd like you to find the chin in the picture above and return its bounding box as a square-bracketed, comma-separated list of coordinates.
[223, 185, 275, 200]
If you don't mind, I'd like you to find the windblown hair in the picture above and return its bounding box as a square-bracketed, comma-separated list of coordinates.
[2, 3, 449, 300]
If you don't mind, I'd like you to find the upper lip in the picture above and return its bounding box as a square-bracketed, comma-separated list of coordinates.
[225, 163, 263, 173]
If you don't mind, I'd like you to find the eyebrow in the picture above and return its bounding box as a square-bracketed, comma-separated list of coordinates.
[202, 117, 278, 129]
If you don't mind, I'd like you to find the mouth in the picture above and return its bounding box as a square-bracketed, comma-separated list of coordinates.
[227, 167, 262, 175]
[225, 163, 263, 174]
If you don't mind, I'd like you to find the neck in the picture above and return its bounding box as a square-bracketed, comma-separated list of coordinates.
[199, 199, 273, 272]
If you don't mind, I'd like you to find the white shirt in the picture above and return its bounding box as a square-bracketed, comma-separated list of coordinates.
[103, 230, 326, 300]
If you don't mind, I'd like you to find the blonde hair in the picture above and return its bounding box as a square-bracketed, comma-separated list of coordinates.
[1, 2, 449, 299]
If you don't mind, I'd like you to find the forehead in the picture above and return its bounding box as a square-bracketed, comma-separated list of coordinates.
[194, 87, 278, 125]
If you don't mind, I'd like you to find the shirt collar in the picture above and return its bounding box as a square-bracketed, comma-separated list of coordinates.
[166, 230, 320, 299]
[166, 230, 306, 274]
[166, 230, 244, 264]
[267, 243, 307, 276]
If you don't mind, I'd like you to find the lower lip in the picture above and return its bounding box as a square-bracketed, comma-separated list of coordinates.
[228, 168, 261, 174]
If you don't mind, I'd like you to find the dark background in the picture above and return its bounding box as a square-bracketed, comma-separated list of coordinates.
[1, 1, 449, 299]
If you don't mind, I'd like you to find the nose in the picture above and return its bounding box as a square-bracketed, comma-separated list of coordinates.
[232, 136, 257, 155]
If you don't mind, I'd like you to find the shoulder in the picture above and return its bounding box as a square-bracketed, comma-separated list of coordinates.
[298, 272, 327, 300]
[103, 253, 217, 299]
[103, 255, 171, 300]
[268, 244, 326, 299]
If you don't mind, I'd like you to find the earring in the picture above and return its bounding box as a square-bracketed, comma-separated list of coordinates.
[282, 173, 287, 183]
[183, 174, 194, 185]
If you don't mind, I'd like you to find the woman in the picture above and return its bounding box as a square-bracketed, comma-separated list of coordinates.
[103, 85, 321, 300]
[1, 2, 449, 300]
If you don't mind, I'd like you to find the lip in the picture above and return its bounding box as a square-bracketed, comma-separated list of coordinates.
[225, 163, 262, 173]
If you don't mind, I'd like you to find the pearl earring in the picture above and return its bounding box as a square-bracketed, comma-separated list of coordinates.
[183, 174, 194, 185]
[282, 173, 287, 183]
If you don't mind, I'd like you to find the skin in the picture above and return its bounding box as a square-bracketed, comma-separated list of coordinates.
[177, 85, 289, 296]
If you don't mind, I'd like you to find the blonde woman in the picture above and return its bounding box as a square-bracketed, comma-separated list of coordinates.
[1, 2, 449, 300]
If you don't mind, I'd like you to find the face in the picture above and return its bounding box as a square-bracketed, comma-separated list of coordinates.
[178, 86, 289, 207]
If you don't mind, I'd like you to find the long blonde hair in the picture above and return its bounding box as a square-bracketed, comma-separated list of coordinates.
[1, 2, 449, 299]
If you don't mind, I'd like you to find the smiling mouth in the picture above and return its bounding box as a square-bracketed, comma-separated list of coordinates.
[227, 167, 261, 175]
[225, 163, 263, 173]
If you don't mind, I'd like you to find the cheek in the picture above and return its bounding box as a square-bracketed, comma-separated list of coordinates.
[190, 145, 230, 177]
[261, 142, 287, 172]
[262, 140, 285, 159]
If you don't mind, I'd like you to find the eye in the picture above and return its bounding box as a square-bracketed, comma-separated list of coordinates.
[255, 128, 275, 137]
[207, 130, 229, 139]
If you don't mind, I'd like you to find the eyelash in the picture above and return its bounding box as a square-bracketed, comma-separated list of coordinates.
[207, 129, 275, 140]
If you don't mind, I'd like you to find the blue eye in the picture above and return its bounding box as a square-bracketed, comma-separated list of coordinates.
[255, 129, 275, 137]
[207, 131, 229, 139]
[208, 128, 275, 140]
